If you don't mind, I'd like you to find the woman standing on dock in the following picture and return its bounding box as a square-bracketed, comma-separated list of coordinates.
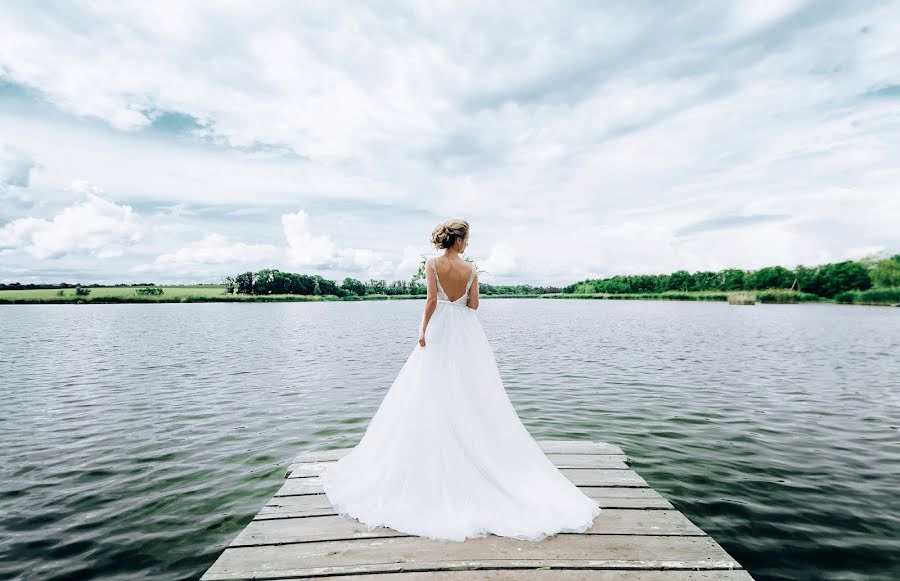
[323, 219, 601, 542]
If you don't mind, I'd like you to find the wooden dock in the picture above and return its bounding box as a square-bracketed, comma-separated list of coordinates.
[201, 440, 754, 580]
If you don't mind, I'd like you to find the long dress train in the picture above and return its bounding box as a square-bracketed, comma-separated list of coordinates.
[322, 257, 601, 542]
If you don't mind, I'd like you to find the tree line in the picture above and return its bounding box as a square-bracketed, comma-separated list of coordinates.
[562, 255, 900, 299]
[224, 267, 562, 297]
[0, 281, 166, 291]
[3, 254, 896, 300]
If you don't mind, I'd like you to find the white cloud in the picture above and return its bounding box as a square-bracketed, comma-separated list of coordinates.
[226, 207, 269, 217]
[0, 144, 37, 207]
[129, 208, 392, 278]
[844, 245, 886, 261]
[282, 210, 340, 267]
[133, 233, 279, 274]
[0, 185, 142, 259]
[728, 0, 811, 37]
[0, 144, 35, 189]
[480, 244, 522, 277]
[0, 2, 898, 283]
[282, 209, 391, 273]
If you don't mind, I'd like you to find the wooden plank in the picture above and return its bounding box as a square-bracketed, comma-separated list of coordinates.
[545, 453, 631, 469]
[200, 534, 744, 580]
[301, 572, 755, 581]
[237, 509, 704, 545]
[286, 453, 630, 477]
[537, 441, 624, 455]
[260, 487, 673, 518]
[286, 468, 647, 487]
[275, 480, 667, 504]
[289, 441, 625, 465]
[288, 468, 649, 487]
[274, 479, 327, 496]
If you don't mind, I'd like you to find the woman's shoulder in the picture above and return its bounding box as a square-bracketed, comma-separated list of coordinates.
[431, 255, 475, 273]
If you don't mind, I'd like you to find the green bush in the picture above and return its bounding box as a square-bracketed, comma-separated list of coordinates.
[868, 255, 900, 288]
[703, 294, 729, 301]
[834, 291, 855, 304]
[757, 290, 819, 303]
[854, 288, 900, 304]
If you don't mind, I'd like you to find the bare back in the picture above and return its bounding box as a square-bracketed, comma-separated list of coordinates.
[431, 256, 476, 303]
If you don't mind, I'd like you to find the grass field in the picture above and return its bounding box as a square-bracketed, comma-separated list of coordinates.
[2, 286, 893, 305]
[546, 290, 730, 301]
[0, 286, 328, 303]
[0, 285, 228, 300]
[0, 287, 545, 304]
[546, 289, 833, 303]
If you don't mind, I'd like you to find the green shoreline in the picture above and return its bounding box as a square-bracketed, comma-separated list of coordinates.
[5, 255, 897, 306]
[1, 287, 897, 305]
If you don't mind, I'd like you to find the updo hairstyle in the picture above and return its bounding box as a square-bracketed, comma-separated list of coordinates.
[430, 219, 469, 250]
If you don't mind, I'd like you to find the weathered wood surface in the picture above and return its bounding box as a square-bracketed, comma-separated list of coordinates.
[201, 440, 754, 580]
[285, 453, 630, 477]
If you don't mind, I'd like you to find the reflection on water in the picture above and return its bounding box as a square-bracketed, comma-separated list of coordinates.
[1, 300, 898, 580]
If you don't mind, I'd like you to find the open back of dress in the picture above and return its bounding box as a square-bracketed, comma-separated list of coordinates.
[431, 257, 477, 304]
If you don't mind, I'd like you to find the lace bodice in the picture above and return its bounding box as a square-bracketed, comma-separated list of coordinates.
[429, 257, 477, 304]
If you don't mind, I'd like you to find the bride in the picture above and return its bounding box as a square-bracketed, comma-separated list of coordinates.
[322, 219, 601, 542]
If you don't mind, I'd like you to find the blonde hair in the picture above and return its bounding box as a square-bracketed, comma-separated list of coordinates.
[430, 219, 469, 249]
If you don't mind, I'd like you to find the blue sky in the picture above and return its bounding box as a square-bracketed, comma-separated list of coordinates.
[1, 1, 898, 285]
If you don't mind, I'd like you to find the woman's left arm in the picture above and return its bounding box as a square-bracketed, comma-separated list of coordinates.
[419, 258, 437, 347]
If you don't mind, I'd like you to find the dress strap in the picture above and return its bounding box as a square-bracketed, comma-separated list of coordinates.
[429, 258, 448, 299]
[465, 262, 477, 292]
[428, 257, 437, 283]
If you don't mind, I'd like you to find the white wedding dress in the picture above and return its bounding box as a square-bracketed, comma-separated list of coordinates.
[322, 257, 601, 542]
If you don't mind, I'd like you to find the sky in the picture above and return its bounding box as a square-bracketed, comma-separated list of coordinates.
[1, 1, 898, 286]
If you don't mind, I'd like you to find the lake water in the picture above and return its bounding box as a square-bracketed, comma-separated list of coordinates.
[1, 300, 898, 580]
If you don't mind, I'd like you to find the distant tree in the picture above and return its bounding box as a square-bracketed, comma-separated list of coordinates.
[629, 274, 661, 293]
[597, 276, 631, 294]
[366, 279, 387, 295]
[253, 268, 278, 294]
[230, 269, 344, 296]
[807, 261, 872, 298]
[667, 270, 695, 291]
[747, 266, 794, 290]
[386, 280, 409, 295]
[135, 287, 164, 296]
[559, 254, 896, 299]
[290, 274, 317, 294]
[315, 276, 340, 296]
[222, 275, 236, 294]
[718, 268, 745, 291]
[341, 277, 366, 296]
[692, 271, 719, 291]
[793, 265, 817, 293]
[870, 254, 900, 288]
[235, 271, 256, 294]
[74, 285, 91, 296]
